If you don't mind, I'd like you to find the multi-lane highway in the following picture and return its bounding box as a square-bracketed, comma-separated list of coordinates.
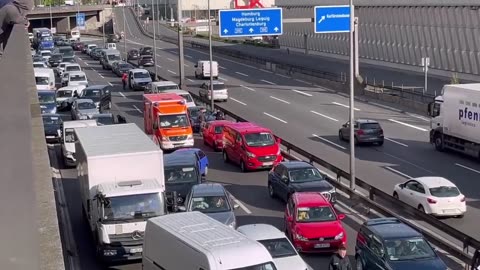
[48, 35, 464, 269]
[111, 8, 480, 239]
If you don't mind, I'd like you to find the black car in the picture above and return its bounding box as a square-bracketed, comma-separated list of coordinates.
[139, 47, 153, 56]
[42, 114, 63, 143]
[138, 55, 154, 67]
[267, 161, 336, 203]
[48, 53, 63, 67]
[32, 55, 44, 63]
[89, 113, 116, 125]
[78, 85, 112, 113]
[62, 56, 75, 63]
[164, 153, 203, 206]
[113, 61, 134, 77]
[188, 106, 216, 132]
[107, 34, 119, 43]
[127, 49, 139, 60]
[90, 48, 103, 60]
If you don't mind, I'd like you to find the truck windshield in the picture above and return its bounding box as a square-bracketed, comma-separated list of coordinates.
[108, 54, 121, 61]
[64, 128, 76, 143]
[103, 193, 162, 222]
[159, 114, 189, 128]
[156, 85, 178, 91]
[165, 166, 198, 183]
[228, 263, 277, 270]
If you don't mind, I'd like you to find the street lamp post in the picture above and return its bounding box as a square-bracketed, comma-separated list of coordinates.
[49, 3, 52, 30]
[123, 4, 127, 56]
[208, 0, 213, 111]
[151, 0, 158, 78]
[102, 10, 106, 47]
[177, 0, 185, 88]
[348, 0, 356, 190]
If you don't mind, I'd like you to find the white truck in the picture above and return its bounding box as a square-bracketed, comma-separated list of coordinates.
[428, 83, 480, 157]
[143, 211, 277, 270]
[61, 120, 97, 167]
[75, 123, 166, 263]
[194, 60, 219, 79]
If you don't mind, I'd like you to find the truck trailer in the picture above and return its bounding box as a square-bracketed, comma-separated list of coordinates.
[428, 83, 480, 158]
[75, 123, 166, 263]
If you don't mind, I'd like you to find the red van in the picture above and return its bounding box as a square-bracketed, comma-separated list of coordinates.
[222, 122, 283, 172]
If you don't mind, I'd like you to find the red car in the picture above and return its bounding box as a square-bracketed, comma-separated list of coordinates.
[202, 120, 233, 151]
[284, 192, 346, 253]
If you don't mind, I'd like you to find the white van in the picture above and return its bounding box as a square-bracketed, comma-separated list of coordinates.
[70, 29, 80, 40]
[67, 71, 88, 87]
[162, 89, 196, 108]
[143, 211, 277, 270]
[105, 43, 117, 50]
[194, 60, 219, 79]
[147, 81, 179, 94]
[61, 120, 97, 167]
[34, 68, 56, 90]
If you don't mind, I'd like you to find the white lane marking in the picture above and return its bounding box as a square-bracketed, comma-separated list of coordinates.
[455, 163, 480, 174]
[311, 110, 339, 122]
[119, 92, 126, 98]
[292, 89, 312, 97]
[85, 62, 89, 66]
[132, 105, 142, 113]
[335, 201, 365, 225]
[263, 112, 287, 124]
[276, 73, 290, 79]
[219, 77, 228, 81]
[184, 64, 189, 67]
[261, 79, 276, 85]
[295, 78, 311, 85]
[219, 66, 226, 70]
[185, 54, 193, 58]
[156, 64, 162, 68]
[368, 101, 402, 112]
[312, 134, 346, 150]
[167, 58, 175, 62]
[77, 57, 82, 61]
[388, 119, 428, 132]
[240, 85, 256, 92]
[259, 69, 273, 74]
[385, 167, 412, 179]
[332, 101, 360, 111]
[232, 198, 252, 214]
[235, 71, 248, 77]
[270, 96, 290, 104]
[187, 78, 195, 82]
[171, 51, 178, 54]
[167, 70, 177, 75]
[98, 73, 104, 78]
[385, 137, 408, 147]
[406, 112, 430, 122]
[230, 97, 247, 106]
[108, 82, 113, 86]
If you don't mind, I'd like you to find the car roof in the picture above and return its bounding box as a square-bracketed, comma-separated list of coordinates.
[226, 122, 271, 134]
[37, 90, 55, 95]
[412, 177, 455, 188]
[207, 80, 224, 85]
[130, 68, 149, 73]
[279, 161, 314, 169]
[76, 99, 94, 103]
[91, 113, 113, 118]
[293, 192, 331, 207]
[164, 152, 197, 166]
[363, 218, 422, 240]
[237, 224, 285, 241]
[65, 63, 80, 67]
[68, 71, 85, 76]
[191, 183, 226, 197]
[84, 85, 108, 90]
[163, 90, 190, 95]
[175, 148, 201, 154]
[356, 119, 379, 124]
[33, 62, 46, 65]
[42, 113, 62, 118]
[208, 120, 233, 126]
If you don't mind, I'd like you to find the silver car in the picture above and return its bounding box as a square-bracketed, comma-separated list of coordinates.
[71, 99, 99, 120]
[339, 119, 384, 145]
[179, 183, 239, 228]
[199, 80, 228, 102]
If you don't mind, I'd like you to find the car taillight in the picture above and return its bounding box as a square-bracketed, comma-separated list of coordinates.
[379, 129, 384, 134]
[357, 129, 364, 135]
[460, 196, 466, 202]
[427, 198, 437, 204]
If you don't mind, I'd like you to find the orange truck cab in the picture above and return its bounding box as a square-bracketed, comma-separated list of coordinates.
[144, 93, 194, 150]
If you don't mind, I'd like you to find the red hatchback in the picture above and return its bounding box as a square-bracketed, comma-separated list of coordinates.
[202, 120, 233, 151]
[284, 192, 346, 253]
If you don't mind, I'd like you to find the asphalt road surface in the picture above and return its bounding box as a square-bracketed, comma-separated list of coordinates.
[106, 8, 480, 240]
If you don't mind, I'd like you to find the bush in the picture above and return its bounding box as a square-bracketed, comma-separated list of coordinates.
[450, 73, 460, 84]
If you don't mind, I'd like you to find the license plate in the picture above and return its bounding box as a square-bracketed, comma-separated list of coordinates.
[443, 209, 456, 213]
[46, 136, 55, 138]
[314, 243, 330, 248]
[263, 162, 274, 166]
[130, 247, 142, 254]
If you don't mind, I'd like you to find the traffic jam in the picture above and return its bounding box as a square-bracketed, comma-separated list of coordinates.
[31, 27, 461, 270]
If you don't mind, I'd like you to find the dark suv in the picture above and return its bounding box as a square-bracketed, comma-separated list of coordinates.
[355, 218, 446, 270]
[339, 119, 384, 145]
[139, 47, 153, 56]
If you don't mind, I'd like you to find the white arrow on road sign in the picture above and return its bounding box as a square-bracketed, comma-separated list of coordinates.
[318, 15, 325, 24]
[223, 29, 228, 34]
[249, 28, 254, 33]
[274, 27, 279, 32]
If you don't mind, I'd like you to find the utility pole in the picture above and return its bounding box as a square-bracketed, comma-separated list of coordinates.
[164, 0, 167, 21]
[349, 1, 356, 190]
[422, 57, 430, 95]
[208, 0, 214, 110]
[122, 4, 127, 56]
[177, 0, 185, 88]
[151, 0, 158, 78]
[102, 10, 106, 47]
[156, 0, 160, 33]
[49, 3, 52, 30]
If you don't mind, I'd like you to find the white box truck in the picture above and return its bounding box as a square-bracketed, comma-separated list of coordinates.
[61, 120, 97, 167]
[428, 83, 480, 157]
[143, 211, 277, 270]
[75, 123, 166, 263]
[194, 60, 219, 79]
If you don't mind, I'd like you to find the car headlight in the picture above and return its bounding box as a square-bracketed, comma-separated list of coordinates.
[295, 233, 308, 241]
[95, 102, 100, 107]
[276, 147, 281, 155]
[50, 108, 57, 114]
[246, 151, 255, 158]
[334, 232, 344, 240]
[162, 136, 170, 142]
[187, 135, 193, 140]
[66, 151, 74, 157]
[228, 221, 236, 228]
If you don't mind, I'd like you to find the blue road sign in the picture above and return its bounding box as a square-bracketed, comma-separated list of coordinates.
[76, 13, 85, 30]
[314, 5, 351, 34]
[219, 8, 283, 38]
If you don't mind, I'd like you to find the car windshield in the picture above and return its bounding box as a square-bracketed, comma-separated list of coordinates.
[141, 56, 153, 60]
[57, 90, 73, 97]
[134, 72, 150, 78]
[51, 54, 62, 60]
[165, 166, 198, 183]
[296, 206, 336, 222]
[159, 114, 189, 128]
[42, 115, 62, 125]
[178, 94, 193, 102]
[385, 238, 436, 261]
[244, 132, 275, 147]
[33, 63, 45, 68]
[35, 76, 49, 85]
[228, 263, 277, 270]
[102, 193, 162, 222]
[258, 238, 297, 258]
[190, 195, 231, 213]
[81, 89, 101, 97]
[214, 125, 224, 134]
[360, 123, 381, 129]
[189, 108, 203, 118]
[156, 85, 178, 91]
[66, 66, 80, 72]
[78, 102, 96, 109]
[288, 167, 325, 182]
[108, 54, 121, 61]
[429, 186, 460, 197]
[59, 48, 73, 56]
[93, 115, 114, 125]
[212, 84, 226, 90]
[70, 75, 86, 81]
[38, 93, 55, 103]
[63, 57, 75, 62]
[119, 63, 132, 69]
[88, 45, 97, 49]
[64, 129, 76, 143]
[41, 51, 51, 56]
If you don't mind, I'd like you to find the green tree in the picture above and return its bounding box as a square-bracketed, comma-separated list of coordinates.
[451, 73, 460, 84]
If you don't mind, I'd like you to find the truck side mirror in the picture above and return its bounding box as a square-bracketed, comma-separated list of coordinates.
[153, 120, 158, 130]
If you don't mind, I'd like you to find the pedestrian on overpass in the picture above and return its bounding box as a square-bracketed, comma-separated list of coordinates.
[328, 244, 352, 270]
[121, 72, 128, 90]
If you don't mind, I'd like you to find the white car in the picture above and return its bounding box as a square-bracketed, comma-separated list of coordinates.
[162, 89, 196, 108]
[393, 177, 466, 217]
[56, 62, 71, 76]
[199, 80, 228, 102]
[39, 50, 52, 61]
[237, 224, 312, 270]
[67, 71, 88, 87]
[33, 62, 48, 68]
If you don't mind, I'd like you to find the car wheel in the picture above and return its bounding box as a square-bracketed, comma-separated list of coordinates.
[434, 135, 444, 151]
[223, 150, 229, 163]
[129, 80, 132, 89]
[240, 160, 247, 172]
[356, 257, 363, 270]
[354, 136, 359, 145]
[418, 205, 426, 213]
[268, 183, 275, 198]
[204, 166, 208, 176]
[339, 131, 344, 141]
[378, 139, 384, 146]
[393, 192, 399, 199]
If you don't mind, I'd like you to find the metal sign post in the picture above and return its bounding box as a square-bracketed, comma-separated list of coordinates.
[422, 57, 430, 95]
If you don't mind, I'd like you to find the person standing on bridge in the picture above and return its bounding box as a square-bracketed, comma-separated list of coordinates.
[328, 244, 352, 270]
[121, 72, 128, 90]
